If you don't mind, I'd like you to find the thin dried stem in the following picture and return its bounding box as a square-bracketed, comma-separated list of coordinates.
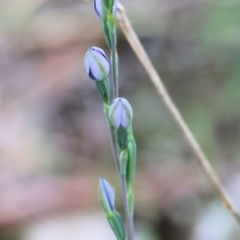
[116, 1, 240, 224]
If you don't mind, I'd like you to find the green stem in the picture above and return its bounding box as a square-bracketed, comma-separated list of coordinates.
[104, 104, 135, 240]
[112, 127, 135, 240]
[111, 26, 119, 100]
[110, 24, 134, 240]
[120, 174, 135, 240]
[104, 104, 120, 171]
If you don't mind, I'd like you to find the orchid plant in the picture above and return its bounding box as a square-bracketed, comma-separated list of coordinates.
[84, 1, 136, 240]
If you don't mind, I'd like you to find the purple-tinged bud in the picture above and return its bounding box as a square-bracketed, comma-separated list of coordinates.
[84, 46, 110, 81]
[98, 177, 116, 213]
[109, 98, 133, 130]
[93, 0, 117, 19]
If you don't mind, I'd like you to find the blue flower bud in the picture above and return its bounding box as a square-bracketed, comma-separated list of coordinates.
[98, 177, 116, 213]
[94, 0, 117, 19]
[84, 46, 110, 81]
[109, 98, 133, 130]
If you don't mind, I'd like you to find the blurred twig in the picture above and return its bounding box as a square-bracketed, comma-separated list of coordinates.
[116, 1, 240, 224]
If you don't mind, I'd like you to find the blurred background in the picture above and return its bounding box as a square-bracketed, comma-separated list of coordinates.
[0, 0, 240, 239]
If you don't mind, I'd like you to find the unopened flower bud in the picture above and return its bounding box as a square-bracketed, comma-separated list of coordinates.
[98, 177, 115, 213]
[84, 46, 110, 81]
[109, 98, 133, 130]
[94, 0, 117, 19]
